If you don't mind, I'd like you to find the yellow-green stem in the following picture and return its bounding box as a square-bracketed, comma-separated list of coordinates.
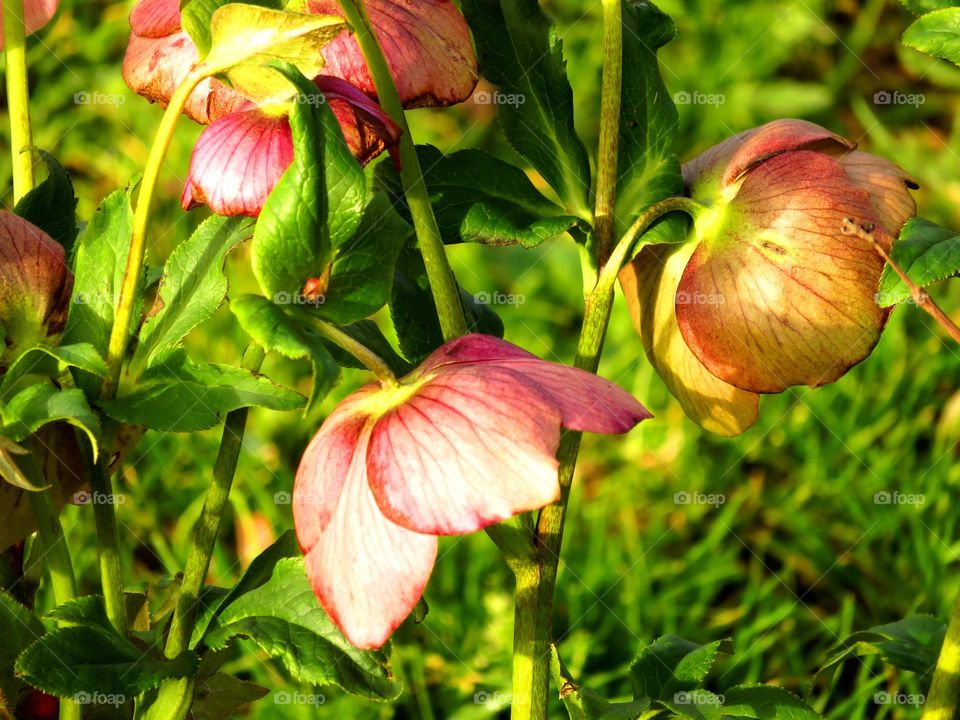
[2, 0, 35, 201]
[336, 0, 467, 341]
[593, 0, 622, 267]
[923, 587, 960, 720]
[313, 319, 397, 385]
[102, 72, 202, 398]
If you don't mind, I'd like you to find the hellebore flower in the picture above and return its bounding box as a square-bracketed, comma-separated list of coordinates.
[620, 119, 917, 436]
[293, 334, 650, 648]
[122, 0, 478, 216]
[0, 211, 72, 371]
[0, 0, 58, 51]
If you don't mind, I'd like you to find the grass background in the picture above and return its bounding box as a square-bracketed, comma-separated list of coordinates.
[3, 0, 960, 718]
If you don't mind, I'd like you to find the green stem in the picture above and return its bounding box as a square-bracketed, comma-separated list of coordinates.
[164, 345, 265, 659]
[88, 454, 128, 635]
[102, 72, 202, 399]
[17, 450, 81, 720]
[593, 0, 622, 268]
[923, 586, 960, 720]
[2, 0, 35, 201]
[336, 0, 467, 341]
[510, 197, 697, 720]
[312, 319, 398, 385]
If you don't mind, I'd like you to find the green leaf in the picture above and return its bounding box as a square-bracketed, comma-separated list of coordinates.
[821, 614, 945, 676]
[192, 673, 268, 720]
[878, 217, 960, 306]
[375, 146, 580, 248]
[1, 343, 107, 403]
[191, 530, 301, 647]
[99, 355, 305, 432]
[550, 645, 649, 720]
[629, 635, 732, 702]
[390, 247, 504, 365]
[1, 385, 100, 459]
[230, 294, 340, 411]
[202, 556, 402, 700]
[320, 320, 410, 376]
[903, 8, 960, 65]
[199, 4, 346, 104]
[15, 625, 198, 697]
[13, 150, 78, 255]
[461, 0, 591, 218]
[251, 63, 352, 300]
[901, 0, 960, 12]
[615, 1, 685, 239]
[134, 216, 252, 370]
[0, 590, 44, 707]
[46, 593, 150, 636]
[315, 192, 409, 324]
[719, 685, 821, 719]
[62, 186, 135, 397]
[181, 0, 282, 56]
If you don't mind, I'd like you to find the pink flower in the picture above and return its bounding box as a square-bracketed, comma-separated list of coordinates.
[0, 211, 72, 370]
[620, 119, 917, 436]
[0, 0, 58, 51]
[293, 334, 651, 648]
[122, 0, 478, 216]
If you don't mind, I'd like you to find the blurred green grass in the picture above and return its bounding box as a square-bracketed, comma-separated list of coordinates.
[3, 1, 960, 718]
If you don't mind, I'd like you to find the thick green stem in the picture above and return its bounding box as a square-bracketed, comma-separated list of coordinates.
[164, 346, 265, 658]
[18, 450, 81, 720]
[88, 454, 128, 634]
[924, 587, 960, 720]
[2, 0, 35, 201]
[593, 0, 622, 267]
[510, 197, 697, 720]
[102, 72, 202, 398]
[336, 0, 467, 341]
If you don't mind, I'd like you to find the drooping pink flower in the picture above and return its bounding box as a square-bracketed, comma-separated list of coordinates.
[0, 0, 58, 51]
[620, 119, 917, 436]
[0, 211, 72, 370]
[122, 0, 478, 216]
[293, 334, 651, 648]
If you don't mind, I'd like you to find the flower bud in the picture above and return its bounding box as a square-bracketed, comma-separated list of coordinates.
[0, 212, 72, 371]
[621, 119, 917, 435]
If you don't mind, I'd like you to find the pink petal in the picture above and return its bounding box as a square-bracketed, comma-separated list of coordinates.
[418, 335, 652, 434]
[129, 0, 180, 38]
[122, 29, 246, 125]
[316, 76, 402, 164]
[0, 0, 58, 50]
[300, 422, 437, 649]
[306, 0, 478, 108]
[182, 108, 294, 217]
[367, 364, 563, 535]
